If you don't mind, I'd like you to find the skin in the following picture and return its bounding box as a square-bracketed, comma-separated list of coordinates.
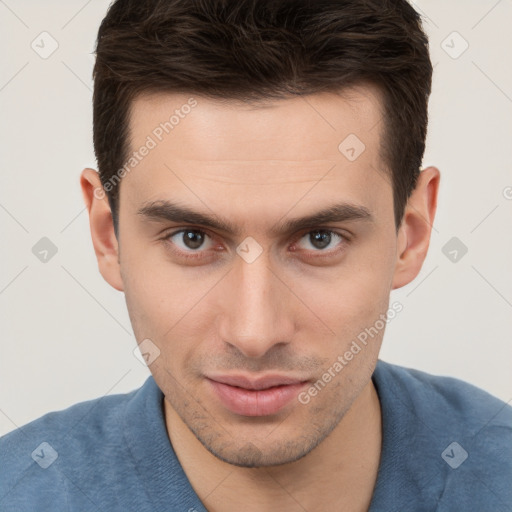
[81, 84, 439, 511]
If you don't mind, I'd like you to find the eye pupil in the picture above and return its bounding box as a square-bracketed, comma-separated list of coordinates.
[183, 230, 204, 249]
[310, 230, 331, 249]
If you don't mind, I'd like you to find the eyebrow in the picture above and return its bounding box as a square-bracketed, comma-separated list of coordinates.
[137, 200, 373, 237]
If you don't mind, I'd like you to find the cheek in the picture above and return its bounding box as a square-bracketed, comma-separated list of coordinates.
[296, 239, 395, 350]
[121, 254, 180, 351]
[122, 241, 188, 321]
[122, 251, 219, 367]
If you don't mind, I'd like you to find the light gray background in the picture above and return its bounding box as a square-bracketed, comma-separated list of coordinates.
[1, 0, 511, 436]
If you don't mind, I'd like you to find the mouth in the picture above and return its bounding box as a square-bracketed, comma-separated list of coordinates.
[205, 374, 310, 417]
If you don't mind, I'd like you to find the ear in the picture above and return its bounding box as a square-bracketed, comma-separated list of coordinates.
[392, 166, 440, 290]
[80, 168, 124, 291]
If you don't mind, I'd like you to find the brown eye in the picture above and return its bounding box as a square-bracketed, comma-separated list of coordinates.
[165, 229, 213, 252]
[181, 230, 206, 250]
[298, 230, 344, 252]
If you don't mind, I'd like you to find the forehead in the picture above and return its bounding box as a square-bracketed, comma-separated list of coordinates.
[127, 85, 384, 163]
[121, 86, 391, 227]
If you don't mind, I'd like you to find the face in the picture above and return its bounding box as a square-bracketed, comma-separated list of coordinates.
[109, 86, 401, 466]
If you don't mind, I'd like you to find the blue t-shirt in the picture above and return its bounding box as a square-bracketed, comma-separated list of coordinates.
[1, 360, 511, 511]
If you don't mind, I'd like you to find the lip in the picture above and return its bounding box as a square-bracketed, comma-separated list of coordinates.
[206, 374, 309, 416]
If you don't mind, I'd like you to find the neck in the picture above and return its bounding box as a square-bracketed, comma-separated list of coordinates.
[164, 379, 382, 512]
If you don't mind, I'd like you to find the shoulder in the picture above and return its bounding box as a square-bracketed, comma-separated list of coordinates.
[0, 383, 143, 510]
[372, 360, 512, 510]
[0, 384, 138, 454]
[374, 359, 512, 432]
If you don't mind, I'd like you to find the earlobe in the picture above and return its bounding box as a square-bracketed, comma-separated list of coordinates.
[80, 168, 124, 292]
[392, 166, 440, 290]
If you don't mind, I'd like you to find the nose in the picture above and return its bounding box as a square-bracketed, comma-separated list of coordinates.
[217, 251, 295, 359]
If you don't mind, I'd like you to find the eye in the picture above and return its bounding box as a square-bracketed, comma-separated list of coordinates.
[165, 229, 214, 252]
[295, 229, 345, 252]
[161, 227, 348, 263]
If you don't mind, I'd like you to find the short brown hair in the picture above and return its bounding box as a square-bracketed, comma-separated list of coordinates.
[93, 0, 433, 234]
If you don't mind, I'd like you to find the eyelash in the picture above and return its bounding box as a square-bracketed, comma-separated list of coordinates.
[160, 227, 350, 262]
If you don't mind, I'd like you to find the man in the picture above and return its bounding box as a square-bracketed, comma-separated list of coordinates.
[1, 0, 510, 510]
